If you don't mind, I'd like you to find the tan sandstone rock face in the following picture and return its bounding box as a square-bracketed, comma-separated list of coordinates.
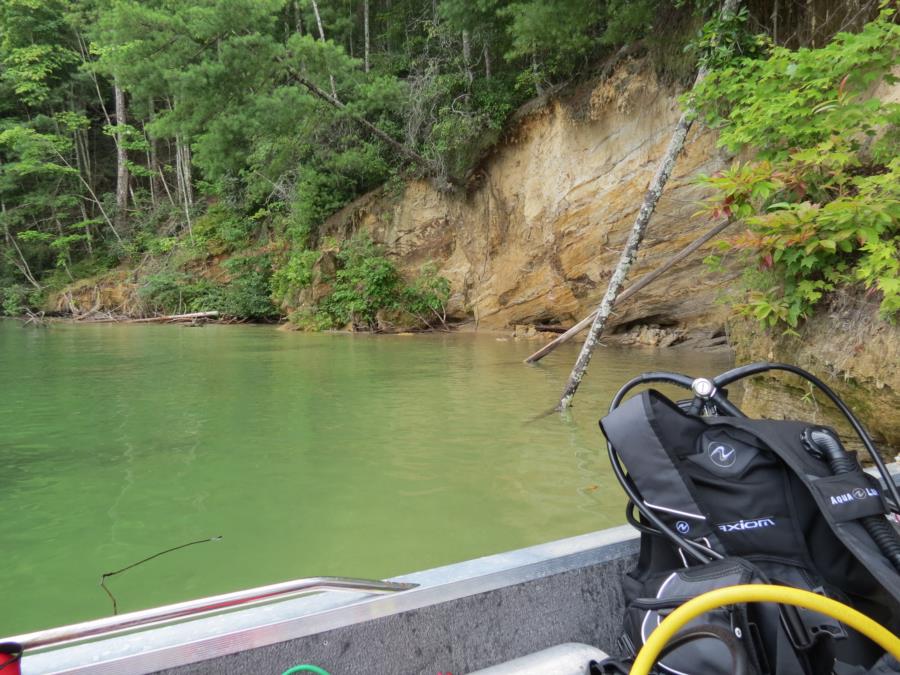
[321, 61, 738, 341]
[730, 295, 900, 456]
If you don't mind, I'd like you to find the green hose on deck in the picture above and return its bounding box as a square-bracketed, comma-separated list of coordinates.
[282, 665, 331, 675]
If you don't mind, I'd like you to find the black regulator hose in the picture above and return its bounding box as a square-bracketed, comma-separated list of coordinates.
[804, 428, 900, 572]
[713, 362, 900, 516]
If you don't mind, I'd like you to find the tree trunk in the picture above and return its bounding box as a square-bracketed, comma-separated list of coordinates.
[531, 48, 543, 96]
[310, 0, 337, 97]
[311, 0, 325, 39]
[555, 0, 741, 411]
[114, 79, 129, 229]
[48, 144, 120, 242]
[462, 30, 473, 87]
[2, 203, 42, 291]
[293, 1, 303, 34]
[483, 40, 491, 80]
[147, 100, 160, 209]
[129, 311, 219, 324]
[174, 132, 193, 240]
[364, 0, 370, 73]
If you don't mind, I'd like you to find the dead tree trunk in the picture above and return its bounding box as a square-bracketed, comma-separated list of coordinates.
[174, 129, 193, 240]
[114, 79, 129, 229]
[363, 0, 370, 73]
[555, 0, 741, 411]
[129, 311, 219, 324]
[310, 0, 338, 97]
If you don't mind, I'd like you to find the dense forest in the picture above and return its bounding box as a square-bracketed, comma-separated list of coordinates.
[0, 0, 897, 329]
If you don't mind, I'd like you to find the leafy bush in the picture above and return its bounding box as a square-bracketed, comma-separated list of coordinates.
[314, 234, 451, 331]
[138, 271, 206, 314]
[0, 283, 32, 316]
[402, 263, 451, 328]
[192, 204, 255, 255]
[287, 307, 334, 332]
[317, 235, 405, 330]
[138, 258, 278, 320]
[693, 11, 900, 328]
[270, 249, 320, 306]
[218, 255, 279, 320]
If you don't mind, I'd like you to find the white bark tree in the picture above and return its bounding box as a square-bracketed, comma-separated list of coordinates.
[114, 79, 129, 229]
[310, 0, 338, 97]
[363, 0, 370, 73]
[555, 0, 742, 411]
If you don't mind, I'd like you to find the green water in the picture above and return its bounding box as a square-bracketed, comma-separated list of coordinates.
[0, 320, 731, 636]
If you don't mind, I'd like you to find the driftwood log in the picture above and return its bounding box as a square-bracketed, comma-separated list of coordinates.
[128, 311, 219, 324]
[525, 217, 734, 364]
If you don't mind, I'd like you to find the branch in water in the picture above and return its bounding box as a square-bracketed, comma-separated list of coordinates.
[100, 536, 223, 615]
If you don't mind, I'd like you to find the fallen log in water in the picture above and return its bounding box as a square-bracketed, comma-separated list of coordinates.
[128, 311, 219, 324]
[524, 217, 734, 364]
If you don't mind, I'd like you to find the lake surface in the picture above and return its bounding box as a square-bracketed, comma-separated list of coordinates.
[0, 320, 731, 635]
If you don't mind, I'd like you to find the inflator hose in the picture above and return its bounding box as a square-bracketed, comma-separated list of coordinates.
[807, 429, 900, 572]
[630, 585, 900, 675]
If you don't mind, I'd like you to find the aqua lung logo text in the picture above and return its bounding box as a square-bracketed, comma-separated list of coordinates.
[708, 442, 737, 468]
[676, 521, 691, 534]
[717, 517, 775, 532]
[831, 487, 878, 506]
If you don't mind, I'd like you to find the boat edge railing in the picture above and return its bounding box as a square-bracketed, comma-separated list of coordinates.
[3, 576, 416, 652]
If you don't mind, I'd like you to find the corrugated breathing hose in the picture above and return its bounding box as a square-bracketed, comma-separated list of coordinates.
[806, 428, 900, 571]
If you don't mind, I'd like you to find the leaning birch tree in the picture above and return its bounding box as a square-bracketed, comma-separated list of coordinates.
[555, 0, 742, 411]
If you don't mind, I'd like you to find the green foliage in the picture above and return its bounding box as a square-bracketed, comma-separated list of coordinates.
[139, 255, 278, 320]
[690, 12, 900, 158]
[599, 0, 657, 46]
[402, 262, 451, 327]
[693, 12, 900, 328]
[317, 234, 404, 329]
[287, 307, 334, 332]
[0, 282, 34, 316]
[685, 6, 767, 70]
[192, 204, 255, 255]
[270, 248, 320, 306]
[219, 254, 279, 320]
[501, 0, 600, 66]
[0, 0, 79, 106]
[0, 0, 722, 320]
[311, 234, 450, 331]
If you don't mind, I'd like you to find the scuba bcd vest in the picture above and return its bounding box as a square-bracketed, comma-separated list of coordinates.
[596, 364, 900, 675]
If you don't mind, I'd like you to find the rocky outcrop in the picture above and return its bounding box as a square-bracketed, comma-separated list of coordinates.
[320, 59, 736, 341]
[730, 292, 900, 457]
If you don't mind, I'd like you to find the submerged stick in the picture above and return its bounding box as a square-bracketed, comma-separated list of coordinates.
[100, 536, 223, 615]
[525, 218, 734, 364]
[555, 0, 741, 412]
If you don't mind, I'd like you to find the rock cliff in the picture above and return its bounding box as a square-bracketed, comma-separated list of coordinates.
[320, 59, 736, 347]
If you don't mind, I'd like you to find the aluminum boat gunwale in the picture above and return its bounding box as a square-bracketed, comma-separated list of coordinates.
[11, 525, 639, 675]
